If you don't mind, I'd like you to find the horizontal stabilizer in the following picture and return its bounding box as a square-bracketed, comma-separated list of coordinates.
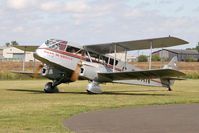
[99, 69, 185, 81]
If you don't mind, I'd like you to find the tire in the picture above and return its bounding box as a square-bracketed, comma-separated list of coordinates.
[44, 82, 59, 93]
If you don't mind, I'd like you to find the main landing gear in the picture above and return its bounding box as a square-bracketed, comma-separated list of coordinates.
[86, 81, 103, 94]
[44, 82, 59, 93]
[44, 75, 65, 93]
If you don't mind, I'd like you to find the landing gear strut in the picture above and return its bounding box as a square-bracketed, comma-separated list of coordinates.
[168, 86, 172, 91]
[44, 74, 65, 93]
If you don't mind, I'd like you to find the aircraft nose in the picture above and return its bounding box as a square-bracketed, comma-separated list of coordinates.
[33, 49, 42, 60]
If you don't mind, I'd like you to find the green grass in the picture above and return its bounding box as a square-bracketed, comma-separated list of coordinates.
[0, 80, 199, 133]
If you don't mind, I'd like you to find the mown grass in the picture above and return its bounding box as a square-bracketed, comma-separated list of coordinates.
[0, 80, 199, 133]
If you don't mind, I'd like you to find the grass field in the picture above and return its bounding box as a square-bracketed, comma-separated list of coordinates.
[0, 80, 199, 133]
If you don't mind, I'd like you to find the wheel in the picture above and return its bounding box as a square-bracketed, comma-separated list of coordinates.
[44, 82, 59, 93]
[86, 81, 102, 94]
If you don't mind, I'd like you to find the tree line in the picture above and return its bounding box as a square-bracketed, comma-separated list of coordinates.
[186, 42, 199, 52]
[5, 41, 19, 47]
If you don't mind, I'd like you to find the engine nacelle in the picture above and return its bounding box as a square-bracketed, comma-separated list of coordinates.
[79, 62, 111, 82]
[41, 65, 65, 80]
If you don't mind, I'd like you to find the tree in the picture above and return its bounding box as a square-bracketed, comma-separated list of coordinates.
[196, 42, 199, 52]
[138, 55, 148, 62]
[152, 55, 161, 61]
[186, 42, 199, 52]
[11, 41, 19, 46]
[5, 42, 10, 47]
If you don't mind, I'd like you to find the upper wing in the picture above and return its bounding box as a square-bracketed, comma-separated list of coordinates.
[14, 46, 39, 52]
[98, 69, 186, 81]
[83, 36, 188, 54]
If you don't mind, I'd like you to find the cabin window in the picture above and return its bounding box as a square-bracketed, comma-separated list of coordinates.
[66, 46, 80, 54]
[104, 57, 109, 64]
[45, 40, 50, 46]
[76, 50, 86, 57]
[109, 58, 118, 66]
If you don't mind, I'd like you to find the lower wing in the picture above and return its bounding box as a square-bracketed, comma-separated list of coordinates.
[99, 69, 185, 81]
[11, 71, 43, 78]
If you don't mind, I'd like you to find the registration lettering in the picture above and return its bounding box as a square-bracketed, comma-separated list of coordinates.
[44, 50, 73, 60]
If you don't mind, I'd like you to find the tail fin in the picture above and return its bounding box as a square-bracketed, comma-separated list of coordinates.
[163, 56, 178, 70]
[163, 56, 179, 87]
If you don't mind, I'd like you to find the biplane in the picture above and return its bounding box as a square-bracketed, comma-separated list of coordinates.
[13, 36, 188, 94]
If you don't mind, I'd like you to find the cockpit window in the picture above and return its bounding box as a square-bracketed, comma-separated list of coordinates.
[45, 39, 82, 55]
[59, 42, 67, 51]
[46, 39, 68, 51]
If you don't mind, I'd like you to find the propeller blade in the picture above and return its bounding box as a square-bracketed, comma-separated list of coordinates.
[33, 62, 44, 78]
[71, 60, 82, 81]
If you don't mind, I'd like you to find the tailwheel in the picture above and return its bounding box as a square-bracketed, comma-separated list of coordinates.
[44, 82, 59, 93]
[168, 86, 172, 91]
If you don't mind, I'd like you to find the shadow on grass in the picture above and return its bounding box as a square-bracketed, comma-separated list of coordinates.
[7, 89, 44, 93]
[6, 89, 169, 96]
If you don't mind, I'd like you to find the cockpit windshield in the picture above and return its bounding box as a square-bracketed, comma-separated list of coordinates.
[45, 39, 81, 54]
[45, 39, 67, 51]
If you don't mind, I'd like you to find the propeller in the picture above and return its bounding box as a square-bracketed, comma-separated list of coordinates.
[33, 62, 44, 78]
[71, 60, 82, 81]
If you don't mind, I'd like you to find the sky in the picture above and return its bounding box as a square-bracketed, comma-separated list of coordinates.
[0, 0, 199, 56]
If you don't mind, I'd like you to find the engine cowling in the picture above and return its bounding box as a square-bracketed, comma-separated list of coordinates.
[41, 65, 65, 80]
[79, 62, 111, 82]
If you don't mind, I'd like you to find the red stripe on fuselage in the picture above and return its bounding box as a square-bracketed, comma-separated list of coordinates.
[37, 47, 122, 71]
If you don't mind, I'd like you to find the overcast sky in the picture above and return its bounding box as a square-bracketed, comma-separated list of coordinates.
[0, 0, 199, 55]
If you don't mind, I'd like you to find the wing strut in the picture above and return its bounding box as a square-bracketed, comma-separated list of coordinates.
[160, 48, 163, 68]
[149, 41, 152, 70]
[124, 49, 127, 69]
[113, 44, 117, 72]
[22, 46, 27, 72]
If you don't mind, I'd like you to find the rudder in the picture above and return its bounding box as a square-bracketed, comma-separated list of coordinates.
[163, 56, 178, 70]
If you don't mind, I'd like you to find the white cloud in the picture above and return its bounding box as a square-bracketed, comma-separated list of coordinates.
[124, 8, 143, 17]
[40, 0, 90, 13]
[6, 0, 43, 9]
[7, 0, 28, 9]
[12, 26, 24, 32]
[175, 6, 184, 12]
[64, 1, 90, 12]
[71, 2, 119, 20]
[194, 7, 199, 12]
[6, 0, 38, 9]
[0, 4, 3, 15]
[158, 0, 172, 4]
[163, 17, 190, 28]
[40, 1, 62, 12]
